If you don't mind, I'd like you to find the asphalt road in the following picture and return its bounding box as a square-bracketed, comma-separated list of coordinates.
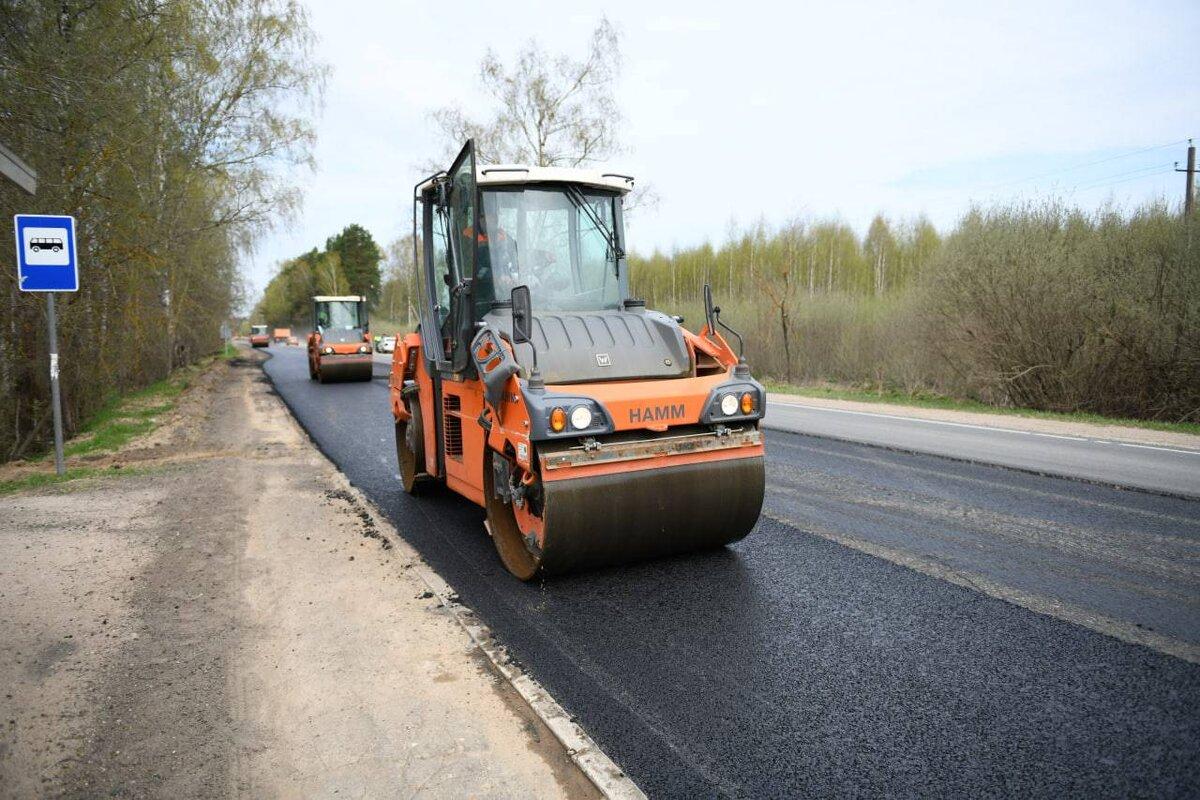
[266, 345, 1200, 799]
[765, 399, 1200, 499]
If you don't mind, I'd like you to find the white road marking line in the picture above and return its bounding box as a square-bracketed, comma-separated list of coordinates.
[766, 402, 1200, 458]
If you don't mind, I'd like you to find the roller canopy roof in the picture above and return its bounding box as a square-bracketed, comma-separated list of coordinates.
[312, 295, 366, 302]
[418, 166, 635, 195]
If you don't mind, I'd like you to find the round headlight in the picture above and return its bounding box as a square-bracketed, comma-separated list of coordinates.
[569, 405, 594, 430]
[358, 344, 370, 354]
[323, 346, 334, 355]
[720, 393, 739, 416]
[549, 407, 567, 432]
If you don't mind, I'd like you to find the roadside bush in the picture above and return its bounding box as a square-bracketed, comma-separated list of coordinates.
[635, 201, 1198, 423]
[921, 202, 1199, 420]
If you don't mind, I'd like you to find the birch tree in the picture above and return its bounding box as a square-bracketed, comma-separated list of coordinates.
[431, 19, 621, 168]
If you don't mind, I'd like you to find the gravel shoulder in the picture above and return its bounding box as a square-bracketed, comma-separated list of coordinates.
[0, 350, 597, 799]
[768, 392, 1200, 449]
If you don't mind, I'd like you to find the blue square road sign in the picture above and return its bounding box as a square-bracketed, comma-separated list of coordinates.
[14, 214, 79, 292]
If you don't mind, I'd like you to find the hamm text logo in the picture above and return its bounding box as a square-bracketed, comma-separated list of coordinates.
[629, 404, 686, 424]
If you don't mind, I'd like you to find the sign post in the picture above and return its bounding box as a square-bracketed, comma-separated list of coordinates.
[14, 214, 80, 475]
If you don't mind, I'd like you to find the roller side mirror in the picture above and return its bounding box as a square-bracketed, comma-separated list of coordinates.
[511, 285, 533, 345]
[510, 285, 541, 387]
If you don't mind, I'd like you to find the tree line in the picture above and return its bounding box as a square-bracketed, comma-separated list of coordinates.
[631, 203, 1199, 422]
[252, 223, 384, 328]
[0, 0, 323, 462]
[631, 214, 942, 308]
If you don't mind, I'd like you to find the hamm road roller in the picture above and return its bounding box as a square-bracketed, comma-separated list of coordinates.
[390, 141, 765, 579]
[307, 295, 373, 382]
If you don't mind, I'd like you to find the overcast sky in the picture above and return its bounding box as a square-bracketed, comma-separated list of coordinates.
[244, 0, 1200, 301]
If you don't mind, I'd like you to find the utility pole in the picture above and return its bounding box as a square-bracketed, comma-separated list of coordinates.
[1176, 139, 1195, 216]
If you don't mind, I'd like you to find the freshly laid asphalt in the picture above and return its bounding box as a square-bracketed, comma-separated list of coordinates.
[265, 345, 1200, 799]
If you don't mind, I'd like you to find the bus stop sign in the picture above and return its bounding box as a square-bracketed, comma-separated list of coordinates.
[14, 214, 78, 292]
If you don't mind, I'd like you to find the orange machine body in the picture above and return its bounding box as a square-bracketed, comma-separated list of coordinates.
[389, 325, 764, 509]
[389, 140, 765, 578]
[306, 295, 373, 383]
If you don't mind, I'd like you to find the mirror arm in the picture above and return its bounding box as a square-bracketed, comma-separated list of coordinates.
[703, 283, 717, 339]
[714, 305, 746, 361]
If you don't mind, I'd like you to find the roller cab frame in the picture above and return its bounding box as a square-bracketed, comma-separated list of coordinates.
[390, 140, 766, 579]
[307, 295, 373, 382]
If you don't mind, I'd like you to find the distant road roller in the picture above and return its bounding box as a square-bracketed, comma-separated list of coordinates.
[390, 141, 765, 579]
[307, 295, 373, 382]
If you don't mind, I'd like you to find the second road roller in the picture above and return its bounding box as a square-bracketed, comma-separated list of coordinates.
[389, 141, 766, 579]
[307, 295, 374, 382]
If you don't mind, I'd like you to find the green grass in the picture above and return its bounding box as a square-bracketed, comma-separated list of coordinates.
[0, 465, 155, 496]
[63, 420, 156, 457]
[763, 380, 1200, 436]
[46, 372, 190, 460]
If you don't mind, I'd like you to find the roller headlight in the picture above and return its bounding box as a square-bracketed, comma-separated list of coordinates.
[569, 405, 594, 430]
[358, 344, 370, 354]
[322, 346, 334, 355]
[720, 393, 739, 416]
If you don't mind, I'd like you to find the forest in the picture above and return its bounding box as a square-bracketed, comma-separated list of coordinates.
[628, 203, 1199, 422]
[252, 224, 383, 328]
[0, 0, 323, 461]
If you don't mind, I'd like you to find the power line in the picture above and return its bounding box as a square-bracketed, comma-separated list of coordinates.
[909, 138, 1193, 212]
[1069, 166, 1175, 194]
[979, 138, 1189, 192]
[1068, 163, 1175, 193]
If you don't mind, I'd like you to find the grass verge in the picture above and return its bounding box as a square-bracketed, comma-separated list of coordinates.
[763, 381, 1200, 437]
[61, 374, 189, 458]
[0, 465, 156, 496]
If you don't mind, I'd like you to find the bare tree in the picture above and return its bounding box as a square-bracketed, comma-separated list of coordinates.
[431, 19, 622, 168]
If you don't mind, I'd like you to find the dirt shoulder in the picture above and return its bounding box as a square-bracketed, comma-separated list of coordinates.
[0, 349, 597, 799]
[768, 392, 1200, 450]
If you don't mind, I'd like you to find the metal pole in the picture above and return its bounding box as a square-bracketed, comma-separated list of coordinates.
[47, 293, 65, 475]
[1186, 142, 1196, 217]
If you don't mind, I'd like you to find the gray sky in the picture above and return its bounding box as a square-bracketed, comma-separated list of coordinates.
[245, 0, 1200, 300]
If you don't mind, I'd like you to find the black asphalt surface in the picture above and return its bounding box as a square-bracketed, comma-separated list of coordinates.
[262, 345, 1200, 799]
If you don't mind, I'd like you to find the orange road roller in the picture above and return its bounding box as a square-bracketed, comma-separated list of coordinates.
[249, 324, 271, 348]
[307, 295, 374, 382]
[390, 141, 765, 579]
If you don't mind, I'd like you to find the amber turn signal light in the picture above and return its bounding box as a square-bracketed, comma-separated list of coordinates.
[550, 407, 567, 432]
[740, 392, 754, 414]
